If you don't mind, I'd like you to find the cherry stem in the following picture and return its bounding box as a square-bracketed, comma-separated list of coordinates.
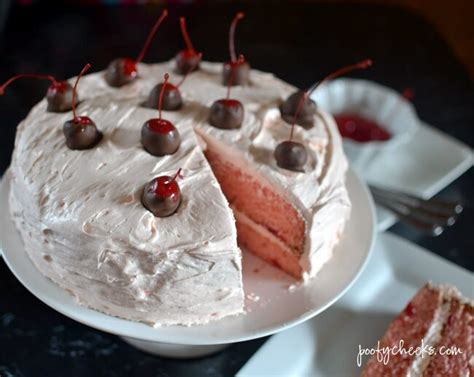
[290, 58, 373, 141]
[169, 168, 183, 184]
[177, 52, 202, 87]
[180, 17, 195, 54]
[229, 12, 245, 62]
[135, 9, 168, 64]
[307, 59, 373, 96]
[158, 73, 170, 119]
[0, 74, 59, 95]
[226, 54, 245, 99]
[72, 63, 91, 121]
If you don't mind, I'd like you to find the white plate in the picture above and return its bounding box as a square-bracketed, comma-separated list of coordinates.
[238, 232, 474, 377]
[0, 168, 375, 345]
[368, 123, 473, 231]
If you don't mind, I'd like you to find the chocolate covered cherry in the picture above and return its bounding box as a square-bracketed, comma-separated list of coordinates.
[175, 17, 201, 75]
[280, 59, 373, 128]
[209, 55, 245, 129]
[142, 73, 180, 156]
[146, 53, 202, 111]
[209, 99, 244, 130]
[105, 10, 168, 87]
[279, 91, 316, 129]
[222, 12, 250, 86]
[274, 141, 307, 171]
[142, 169, 182, 217]
[63, 64, 102, 150]
[274, 86, 309, 172]
[63, 116, 102, 150]
[0, 73, 74, 113]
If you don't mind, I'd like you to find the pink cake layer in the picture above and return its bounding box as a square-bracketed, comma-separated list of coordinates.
[424, 300, 474, 376]
[202, 135, 306, 266]
[361, 285, 442, 376]
[234, 209, 302, 278]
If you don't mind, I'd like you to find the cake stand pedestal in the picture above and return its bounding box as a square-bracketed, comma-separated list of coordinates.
[120, 337, 228, 358]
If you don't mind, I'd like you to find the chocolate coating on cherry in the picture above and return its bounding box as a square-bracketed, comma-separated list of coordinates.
[142, 119, 180, 156]
[63, 64, 102, 150]
[280, 59, 373, 128]
[47, 81, 75, 112]
[63, 116, 102, 150]
[142, 73, 181, 156]
[279, 91, 316, 129]
[146, 53, 202, 111]
[209, 99, 244, 130]
[0, 73, 75, 113]
[147, 83, 182, 111]
[105, 58, 138, 87]
[222, 12, 250, 86]
[105, 10, 168, 87]
[223, 61, 250, 87]
[175, 18, 201, 75]
[209, 55, 246, 130]
[274, 141, 307, 171]
[142, 169, 182, 218]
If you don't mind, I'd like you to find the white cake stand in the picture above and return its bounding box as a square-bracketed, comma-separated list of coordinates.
[0, 169, 376, 358]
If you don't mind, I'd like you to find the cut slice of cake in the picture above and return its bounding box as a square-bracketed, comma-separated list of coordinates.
[361, 283, 474, 376]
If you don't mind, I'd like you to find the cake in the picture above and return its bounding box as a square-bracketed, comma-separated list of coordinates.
[361, 283, 474, 376]
[7, 60, 351, 326]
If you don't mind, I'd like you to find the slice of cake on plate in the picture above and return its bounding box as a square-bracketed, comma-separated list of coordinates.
[361, 283, 474, 376]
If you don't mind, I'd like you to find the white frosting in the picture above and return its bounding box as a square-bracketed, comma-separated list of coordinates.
[408, 284, 474, 377]
[9, 61, 350, 326]
[407, 301, 451, 377]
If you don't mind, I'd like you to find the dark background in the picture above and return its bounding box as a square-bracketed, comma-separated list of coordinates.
[0, 2, 472, 376]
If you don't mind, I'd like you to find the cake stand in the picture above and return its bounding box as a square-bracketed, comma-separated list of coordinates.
[0, 169, 376, 358]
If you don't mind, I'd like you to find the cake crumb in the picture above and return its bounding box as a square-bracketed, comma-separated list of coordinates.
[246, 293, 260, 302]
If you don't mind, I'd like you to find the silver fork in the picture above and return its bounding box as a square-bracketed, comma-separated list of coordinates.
[370, 185, 463, 236]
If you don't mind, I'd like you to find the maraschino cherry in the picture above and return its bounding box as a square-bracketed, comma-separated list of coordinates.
[280, 59, 373, 128]
[209, 55, 245, 130]
[142, 168, 183, 217]
[0, 73, 74, 112]
[274, 92, 310, 171]
[63, 64, 103, 150]
[142, 73, 181, 156]
[105, 9, 168, 87]
[222, 12, 250, 86]
[175, 17, 201, 75]
[146, 53, 203, 111]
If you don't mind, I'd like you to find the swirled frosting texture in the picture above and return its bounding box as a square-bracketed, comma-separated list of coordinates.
[9, 61, 350, 326]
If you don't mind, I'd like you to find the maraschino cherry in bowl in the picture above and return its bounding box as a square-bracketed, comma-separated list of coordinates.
[311, 78, 420, 175]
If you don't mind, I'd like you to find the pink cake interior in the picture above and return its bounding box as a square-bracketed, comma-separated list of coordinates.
[362, 285, 442, 376]
[199, 131, 306, 278]
[425, 300, 474, 376]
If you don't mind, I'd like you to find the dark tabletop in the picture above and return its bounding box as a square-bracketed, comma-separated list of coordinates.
[0, 2, 473, 376]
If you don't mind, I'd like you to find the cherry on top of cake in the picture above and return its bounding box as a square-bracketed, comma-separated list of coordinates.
[222, 12, 250, 87]
[146, 52, 203, 111]
[142, 73, 181, 157]
[175, 17, 202, 75]
[142, 168, 183, 218]
[279, 59, 373, 129]
[63, 64, 103, 151]
[0, 72, 77, 113]
[209, 55, 246, 130]
[274, 88, 310, 172]
[104, 9, 168, 88]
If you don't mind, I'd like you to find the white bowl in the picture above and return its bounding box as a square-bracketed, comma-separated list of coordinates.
[311, 79, 420, 175]
[0, 169, 375, 358]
